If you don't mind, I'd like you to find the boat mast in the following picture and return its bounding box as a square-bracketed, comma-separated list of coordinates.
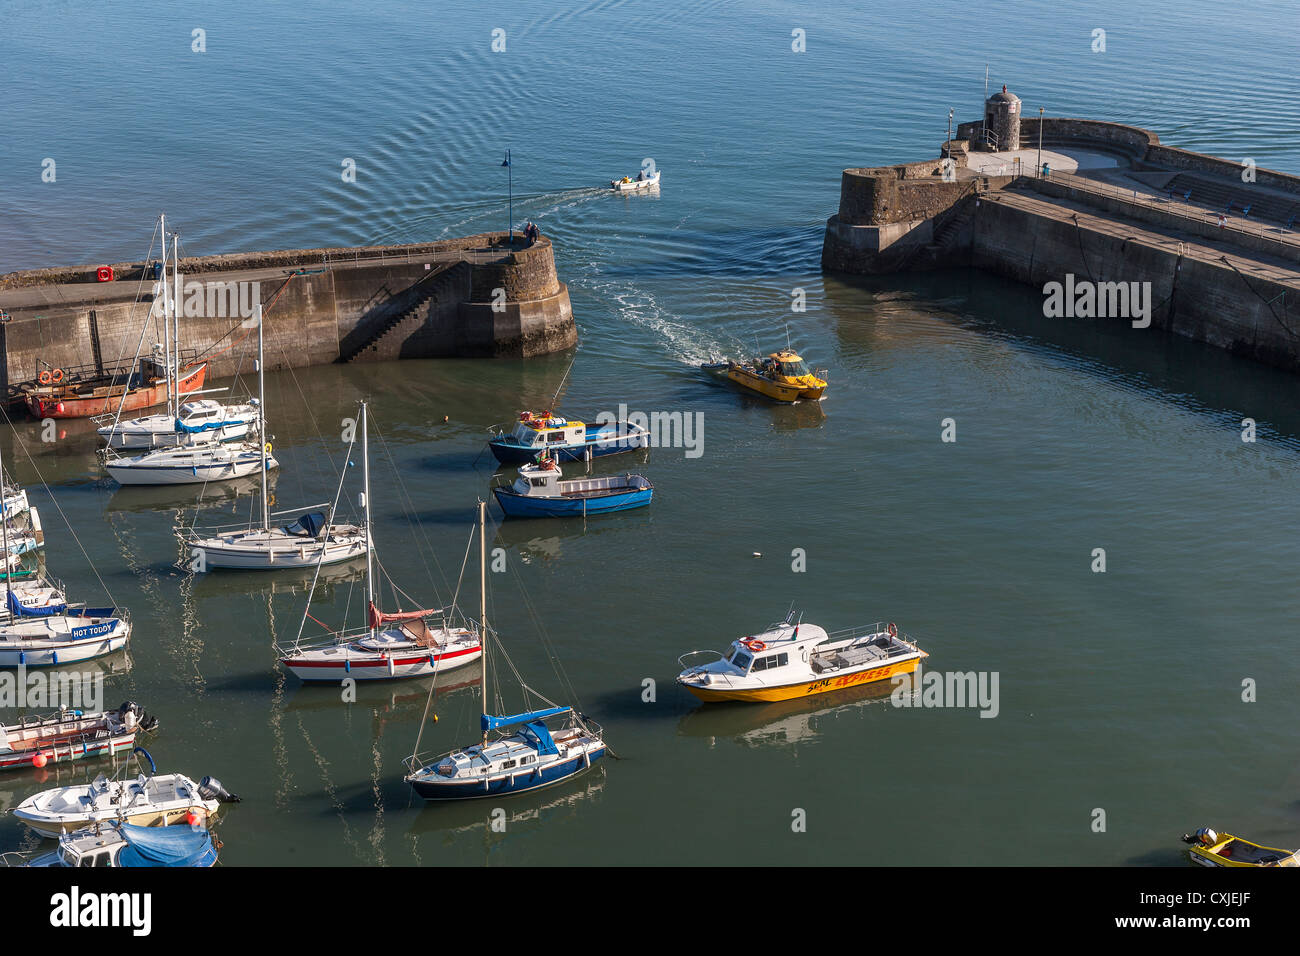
[362, 402, 374, 636]
[256, 305, 269, 531]
[479, 498, 488, 743]
[0, 439, 9, 597]
[160, 215, 171, 421]
[171, 231, 181, 421]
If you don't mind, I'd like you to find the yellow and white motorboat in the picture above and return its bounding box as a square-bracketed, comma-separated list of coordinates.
[676, 612, 926, 703]
[701, 349, 827, 403]
[1182, 827, 1299, 867]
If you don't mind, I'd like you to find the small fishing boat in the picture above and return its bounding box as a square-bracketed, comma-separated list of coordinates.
[487, 410, 650, 465]
[0, 702, 158, 772]
[676, 612, 926, 703]
[21, 358, 206, 421]
[1182, 828, 1299, 867]
[22, 216, 207, 420]
[404, 502, 607, 801]
[13, 747, 239, 838]
[20, 819, 219, 868]
[96, 397, 262, 449]
[277, 402, 481, 682]
[701, 349, 827, 403]
[493, 458, 652, 518]
[610, 170, 661, 192]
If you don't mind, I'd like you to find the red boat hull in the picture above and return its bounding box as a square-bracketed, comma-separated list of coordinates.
[25, 363, 207, 419]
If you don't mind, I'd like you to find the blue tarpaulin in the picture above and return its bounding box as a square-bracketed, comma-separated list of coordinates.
[283, 512, 326, 537]
[116, 823, 214, 867]
[6, 590, 66, 617]
[480, 706, 571, 756]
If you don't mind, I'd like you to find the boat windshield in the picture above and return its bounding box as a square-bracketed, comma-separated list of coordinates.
[778, 360, 811, 377]
[727, 647, 752, 671]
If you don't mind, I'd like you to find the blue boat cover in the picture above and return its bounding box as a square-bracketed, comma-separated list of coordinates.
[175, 415, 243, 434]
[283, 512, 326, 537]
[115, 823, 214, 868]
[6, 591, 66, 617]
[481, 706, 571, 756]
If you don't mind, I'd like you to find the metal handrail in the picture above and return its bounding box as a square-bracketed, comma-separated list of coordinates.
[1014, 168, 1300, 251]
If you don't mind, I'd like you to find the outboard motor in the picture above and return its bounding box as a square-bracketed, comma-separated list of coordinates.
[198, 776, 241, 804]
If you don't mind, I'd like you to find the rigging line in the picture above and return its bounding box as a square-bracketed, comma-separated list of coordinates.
[502, 550, 583, 710]
[369, 418, 454, 601]
[1218, 254, 1300, 338]
[0, 407, 115, 605]
[290, 418, 359, 648]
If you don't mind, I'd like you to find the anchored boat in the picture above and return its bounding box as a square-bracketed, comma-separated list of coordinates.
[610, 170, 661, 192]
[13, 747, 239, 838]
[677, 612, 926, 703]
[102, 303, 277, 486]
[0, 702, 157, 772]
[18, 819, 219, 868]
[487, 410, 650, 465]
[701, 349, 827, 403]
[277, 402, 481, 682]
[404, 502, 607, 800]
[97, 397, 262, 450]
[1182, 828, 1299, 867]
[492, 458, 652, 518]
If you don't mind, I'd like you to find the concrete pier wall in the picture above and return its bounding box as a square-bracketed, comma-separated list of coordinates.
[0, 233, 576, 398]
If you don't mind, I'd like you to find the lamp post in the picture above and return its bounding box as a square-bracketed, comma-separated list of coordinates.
[501, 150, 513, 243]
[1037, 107, 1044, 177]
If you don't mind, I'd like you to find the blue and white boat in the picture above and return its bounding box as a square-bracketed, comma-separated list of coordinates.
[487, 410, 649, 465]
[492, 459, 652, 518]
[21, 820, 218, 867]
[404, 502, 607, 801]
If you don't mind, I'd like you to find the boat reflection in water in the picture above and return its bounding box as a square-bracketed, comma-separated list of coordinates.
[491, 509, 653, 564]
[407, 768, 606, 841]
[191, 557, 365, 602]
[676, 680, 898, 750]
[106, 473, 275, 515]
[279, 666, 480, 718]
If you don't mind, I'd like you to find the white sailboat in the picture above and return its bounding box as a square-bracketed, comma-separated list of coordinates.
[277, 402, 481, 681]
[95, 216, 261, 450]
[0, 441, 129, 667]
[403, 501, 607, 800]
[102, 283, 278, 486]
[183, 346, 367, 571]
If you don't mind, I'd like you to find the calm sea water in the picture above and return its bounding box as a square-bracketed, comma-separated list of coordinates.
[2, 0, 1299, 865]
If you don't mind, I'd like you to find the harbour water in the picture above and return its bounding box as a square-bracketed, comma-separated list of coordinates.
[2, 1, 1300, 865]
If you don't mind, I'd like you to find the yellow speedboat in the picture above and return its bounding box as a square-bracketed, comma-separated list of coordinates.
[1182, 827, 1299, 867]
[701, 349, 826, 403]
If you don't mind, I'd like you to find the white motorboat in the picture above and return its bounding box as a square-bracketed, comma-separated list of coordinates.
[96, 397, 262, 449]
[610, 170, 661, 192]
[277, 402, 481, 682]
[0, 614, 131, 667]
[13, 748, 239, 838]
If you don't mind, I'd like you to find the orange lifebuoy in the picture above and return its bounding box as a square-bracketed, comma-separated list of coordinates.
[37, 370, 52, 385]
[887, 622, 898, 638]
[743, 638, 766, 652]
[50, 368, 64, 384]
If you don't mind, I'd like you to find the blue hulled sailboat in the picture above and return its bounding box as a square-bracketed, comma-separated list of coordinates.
[403, 501, 606, 801]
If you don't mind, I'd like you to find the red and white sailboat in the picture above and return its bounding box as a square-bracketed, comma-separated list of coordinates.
[277, 402, 482, 682]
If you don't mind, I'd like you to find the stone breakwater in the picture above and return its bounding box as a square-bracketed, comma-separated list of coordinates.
[822, 117, 1300, 375]
[0, 232, 575, 399]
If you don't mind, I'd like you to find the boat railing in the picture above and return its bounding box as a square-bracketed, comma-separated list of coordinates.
[825, 622, 914, 646]
[677, 649, 728, 676]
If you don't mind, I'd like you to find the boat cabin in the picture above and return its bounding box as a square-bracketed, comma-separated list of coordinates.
[720, 623, 827, 677]
[510, 460, 564, 497]
[506, 414, 587, 450]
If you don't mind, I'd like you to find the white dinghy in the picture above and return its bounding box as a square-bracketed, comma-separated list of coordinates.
[13, 747, 239, 838]
[610, 170, 661, 192]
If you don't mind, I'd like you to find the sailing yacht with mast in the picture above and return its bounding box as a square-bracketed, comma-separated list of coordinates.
[95, 216, 259, 449]
[277, 402, 480, 681]
[183, 342, 366, 571]
[102, 294, 278, 486]
[403, 501, 606, 800]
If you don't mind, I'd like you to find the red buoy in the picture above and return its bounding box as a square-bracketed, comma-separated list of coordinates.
[32, 752, 48, 768]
